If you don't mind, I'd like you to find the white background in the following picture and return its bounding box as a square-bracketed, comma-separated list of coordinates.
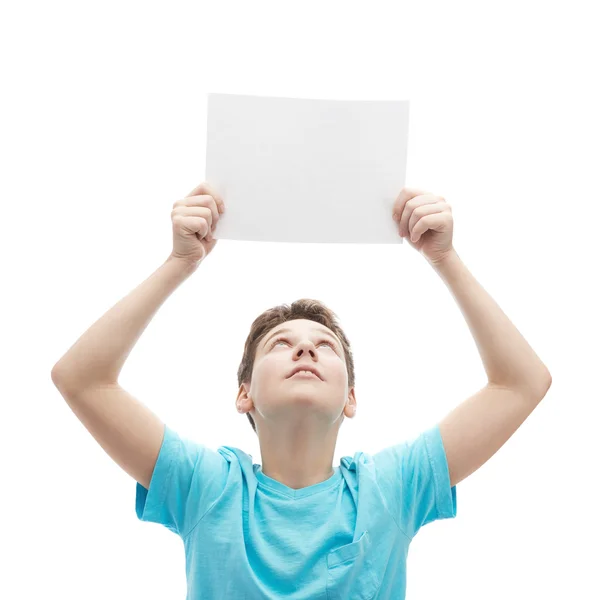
[2, 1, 598, 598]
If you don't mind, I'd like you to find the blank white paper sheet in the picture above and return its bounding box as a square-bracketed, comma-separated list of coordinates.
[205, 93, 409, 244]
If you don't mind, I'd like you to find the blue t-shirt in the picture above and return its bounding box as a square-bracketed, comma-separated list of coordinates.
[136, 423, 457, 599]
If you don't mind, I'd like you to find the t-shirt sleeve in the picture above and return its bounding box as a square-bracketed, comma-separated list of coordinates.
[372, 423, 457, 539]
[135, 423, 229, 538]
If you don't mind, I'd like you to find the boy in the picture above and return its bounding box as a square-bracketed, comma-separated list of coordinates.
[51, 182, 552, 599]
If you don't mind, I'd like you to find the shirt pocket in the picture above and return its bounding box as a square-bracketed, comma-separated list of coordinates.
[326, 530, 381, 600]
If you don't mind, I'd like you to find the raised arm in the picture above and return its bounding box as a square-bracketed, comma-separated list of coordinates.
[51, 256, 199, 488]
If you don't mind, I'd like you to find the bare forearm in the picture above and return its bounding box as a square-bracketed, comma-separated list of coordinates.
[51, 255, 199, 390]
[431, 249, 551, 394]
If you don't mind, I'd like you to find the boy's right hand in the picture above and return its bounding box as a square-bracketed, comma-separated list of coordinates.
[170, 182, 226, 266]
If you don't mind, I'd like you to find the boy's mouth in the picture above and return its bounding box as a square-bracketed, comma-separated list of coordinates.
[290, 371, 319, 379]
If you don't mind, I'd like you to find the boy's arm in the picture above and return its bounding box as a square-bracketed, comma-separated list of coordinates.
[51, 255, 199, 489]
[428, 250, 552, 487]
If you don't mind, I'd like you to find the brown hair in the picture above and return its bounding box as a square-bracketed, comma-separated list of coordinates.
[237, 299, 356, 434]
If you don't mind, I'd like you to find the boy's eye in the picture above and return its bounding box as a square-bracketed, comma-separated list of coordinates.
[270, 337, 335, 350]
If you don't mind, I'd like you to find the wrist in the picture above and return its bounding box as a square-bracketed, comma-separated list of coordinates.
[166, 254, 202, 275]
[429, 247, 459, 269]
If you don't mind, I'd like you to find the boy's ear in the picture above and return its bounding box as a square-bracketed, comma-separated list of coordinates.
[236, 383, 253, 414]
[345, 388, 357, 418]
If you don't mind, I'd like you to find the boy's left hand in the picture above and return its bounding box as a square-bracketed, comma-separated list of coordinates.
[392, 187, 454, 264]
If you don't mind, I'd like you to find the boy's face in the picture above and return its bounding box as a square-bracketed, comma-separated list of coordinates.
[237, 319, 356, 430]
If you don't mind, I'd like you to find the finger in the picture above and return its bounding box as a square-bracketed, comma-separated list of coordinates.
[397, 194, 438, 238]
[186, 181, 211, 197]
[392, 188, 428, 220]
[407, 203, 444, 239]
[179, 214, 211, 238]
[177, 197, 218, 232]
[186, 182, 226, 214]
[179, 206, 214, 237]
[411, 212, 446, 243]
